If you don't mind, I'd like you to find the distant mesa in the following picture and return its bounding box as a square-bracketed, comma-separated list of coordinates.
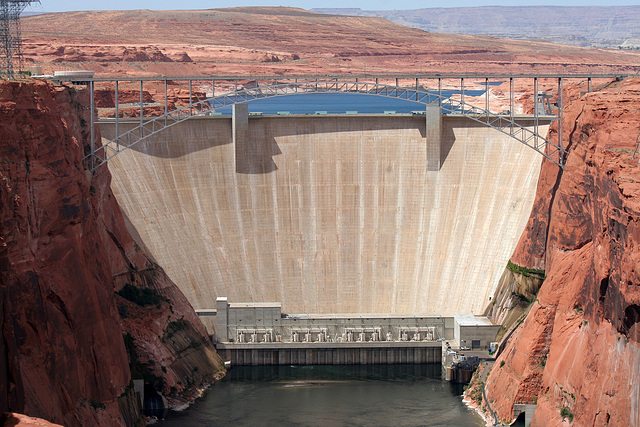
[311, 6, 640, 49]
[174, 52, 193, 62]
[123, 46, 173, 62]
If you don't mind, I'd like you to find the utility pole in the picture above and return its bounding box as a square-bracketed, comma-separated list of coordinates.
[1, 0, 39, 79]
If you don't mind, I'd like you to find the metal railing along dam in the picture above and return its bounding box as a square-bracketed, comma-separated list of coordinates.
[67, 73, 627, 318]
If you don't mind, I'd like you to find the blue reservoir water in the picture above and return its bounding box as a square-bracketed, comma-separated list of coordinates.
[157, 365, 484, 427]
[212, 92, 486, 115]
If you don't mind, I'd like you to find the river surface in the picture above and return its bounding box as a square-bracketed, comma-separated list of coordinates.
[213, 92, 488, 115]
[157, 364, 484, 427]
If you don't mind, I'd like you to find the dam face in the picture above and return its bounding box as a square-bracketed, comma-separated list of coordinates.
[103, 115, 544, 316]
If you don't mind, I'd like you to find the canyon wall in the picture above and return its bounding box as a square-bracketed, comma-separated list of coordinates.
[0, 81, 224, 426]
[479, 77, 640, 425]
[104, 115, 546, 317]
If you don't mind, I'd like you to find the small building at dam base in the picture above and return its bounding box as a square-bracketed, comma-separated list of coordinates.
[203, 297, 501, 366]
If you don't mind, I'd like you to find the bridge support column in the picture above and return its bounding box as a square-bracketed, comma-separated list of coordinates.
[233, 103, 249, 172]
[426, 103, 442, 171]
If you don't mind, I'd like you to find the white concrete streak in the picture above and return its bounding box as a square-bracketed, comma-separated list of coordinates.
[357, 135, 365, 312]
[106, 116, 544, 315]
[230, 145, 253, 301]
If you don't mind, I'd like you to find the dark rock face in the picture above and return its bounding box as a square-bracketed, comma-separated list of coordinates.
[0, 81, 224, 426]
[479, 77, 640, 425]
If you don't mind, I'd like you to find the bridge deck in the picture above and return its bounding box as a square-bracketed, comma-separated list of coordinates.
[97, 112, 558, 123]
[85, 73, 631, 82]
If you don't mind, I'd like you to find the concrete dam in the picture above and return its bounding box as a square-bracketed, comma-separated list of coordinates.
[103, 113, 546, 318]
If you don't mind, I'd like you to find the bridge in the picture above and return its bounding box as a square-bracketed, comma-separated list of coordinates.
[56, 73, 626, 171]
[92, 73, 625, 318]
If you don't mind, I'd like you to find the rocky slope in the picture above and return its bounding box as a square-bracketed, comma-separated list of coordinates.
[0, 413, 62, 427]
[0, 80, 224, 426]
[474, 77, 640, 425]
[20, 8, 640, 77]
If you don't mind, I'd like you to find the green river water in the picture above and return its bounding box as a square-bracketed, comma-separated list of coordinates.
[156, 364, 485, 426]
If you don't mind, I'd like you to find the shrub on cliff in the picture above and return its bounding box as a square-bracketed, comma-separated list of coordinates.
[507, 260, 546, 280]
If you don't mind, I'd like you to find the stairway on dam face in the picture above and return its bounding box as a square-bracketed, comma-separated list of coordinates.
[103, 115, 545, 316]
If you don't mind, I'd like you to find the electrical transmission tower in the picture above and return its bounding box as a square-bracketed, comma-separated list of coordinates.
[1, 0, 39, 80]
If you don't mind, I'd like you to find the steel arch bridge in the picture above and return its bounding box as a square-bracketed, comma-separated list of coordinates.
[90, 79, 564, 170]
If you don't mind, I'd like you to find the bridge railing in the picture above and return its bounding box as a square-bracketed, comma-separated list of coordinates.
[90, 80, 564, 170]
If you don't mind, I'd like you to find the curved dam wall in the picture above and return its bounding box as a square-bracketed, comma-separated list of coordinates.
[103, 115, 545, 316]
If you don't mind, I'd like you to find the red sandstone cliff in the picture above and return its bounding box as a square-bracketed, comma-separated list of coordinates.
[476, 77, 640, 425]
[0, 80, 224, 426]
